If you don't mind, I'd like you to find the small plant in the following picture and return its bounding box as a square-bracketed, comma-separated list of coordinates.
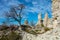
[41, 24, 44, 27]
[30, 30, 37, 35]
[44, 27, 50, 32]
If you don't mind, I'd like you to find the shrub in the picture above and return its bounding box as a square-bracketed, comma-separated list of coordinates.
[41, 24, 44, 27]
[0, 34, 8, 40]
[0, 31, 22, 40]
[44, 27, 50, 32]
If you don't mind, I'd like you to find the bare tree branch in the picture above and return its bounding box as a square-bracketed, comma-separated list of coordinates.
[5, 4, 25, 26]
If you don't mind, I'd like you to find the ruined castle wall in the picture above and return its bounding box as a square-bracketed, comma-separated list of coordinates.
[52, 0, 60, 23]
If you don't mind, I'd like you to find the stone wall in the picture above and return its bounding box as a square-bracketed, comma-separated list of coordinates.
[52, 0, 60, 24]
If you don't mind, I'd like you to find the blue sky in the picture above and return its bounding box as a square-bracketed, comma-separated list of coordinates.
[0, 0, 52, 25]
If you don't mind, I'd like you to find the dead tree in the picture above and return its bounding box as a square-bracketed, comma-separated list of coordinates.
[5, 4, 25, 27]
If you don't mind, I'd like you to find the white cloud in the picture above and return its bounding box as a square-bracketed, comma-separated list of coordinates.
[25, 0, 31, 2]
[0, 0, 21, 17]
[32, 1, 37, 5]
[24, 6, 43, 14]
[7, 0, 20, 6]
[0, 0, 21, 7]
[0, 0, 52, 18]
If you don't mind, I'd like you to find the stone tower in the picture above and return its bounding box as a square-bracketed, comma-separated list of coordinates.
[43, 13, 48, 27]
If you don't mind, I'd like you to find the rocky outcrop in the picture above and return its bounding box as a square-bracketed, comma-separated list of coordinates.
[22, 26, 60, 40]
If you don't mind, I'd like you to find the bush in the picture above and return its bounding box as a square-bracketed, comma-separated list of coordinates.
[44, 27, 50, 32]
[0, 34, 8, 40]
[41, 24, 44, 27]
[0, 31, 22, 40]
[30, 30, 37, 35]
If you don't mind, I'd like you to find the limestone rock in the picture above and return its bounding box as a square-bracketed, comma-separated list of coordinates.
[43, 13, 48, 27]
[36, 13, 42, 26]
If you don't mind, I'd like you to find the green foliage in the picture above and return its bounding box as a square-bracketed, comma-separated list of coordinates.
[30, 30, 37, 35]
[41, 24, 44, 27]
[8, 31, 22, 40]
[44, 27, 50, 31]
[0, 34, 8, 40]
[0, 31, 22, 40]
